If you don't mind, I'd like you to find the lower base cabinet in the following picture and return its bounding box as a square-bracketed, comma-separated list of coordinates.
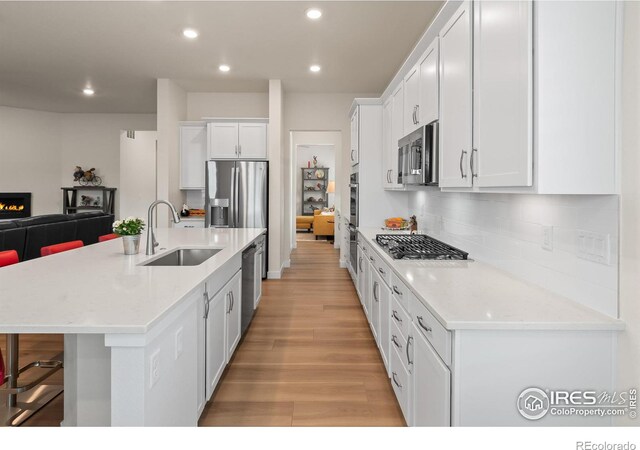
[225, 271, 242, 358]
[411, 322, 451, 426]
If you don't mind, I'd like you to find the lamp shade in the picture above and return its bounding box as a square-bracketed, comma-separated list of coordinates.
[326, 180, 335, 194]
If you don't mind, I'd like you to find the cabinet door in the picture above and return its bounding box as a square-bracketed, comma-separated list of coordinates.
[356, 245, 365, 302]
[238, 123, 268, 159]
[403, 66, 420, 134]
[205, 285, 227, 400]
[208, 123, 239, 159]
[196, 286, 206, 415]
[350, 108, 359, 166]
[439, 1, 473, 188]
[411, 323, 451, 426]
[391, 83, 404, 151]
[180, 124, 207, 189]
[418, 39, 439, 127]
[369, 266, 382, 343]
[378, 276, 390, 374]
[226, 270, 242, 360]
[382, 97, 394, 188]
[253, 249, 262, 309]
[473, 0, 532, 187]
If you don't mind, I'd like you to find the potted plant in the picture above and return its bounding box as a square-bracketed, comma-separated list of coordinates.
[113, 217, 145, 255]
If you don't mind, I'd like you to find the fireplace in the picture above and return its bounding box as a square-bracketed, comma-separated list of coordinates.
[0, 193, 32, 219]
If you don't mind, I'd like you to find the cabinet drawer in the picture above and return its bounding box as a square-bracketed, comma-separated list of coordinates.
[410, 295, 452, 367]
[368, 250, 391, 286]
[390, 317, 412, 373]
[390, 272, 410, 312]
[390, 340, 411, 424]
[390, 295, 410, 340]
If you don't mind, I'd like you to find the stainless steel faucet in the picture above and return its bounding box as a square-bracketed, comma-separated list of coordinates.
[146, 200, 181, 255]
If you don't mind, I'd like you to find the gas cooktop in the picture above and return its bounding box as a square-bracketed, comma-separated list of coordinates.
[375, 234, 468, 260]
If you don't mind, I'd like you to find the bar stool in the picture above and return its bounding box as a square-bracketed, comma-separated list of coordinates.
[0, 250, 63, 426]
[40, 240, 83, 257]
[98, 233, 118, 242]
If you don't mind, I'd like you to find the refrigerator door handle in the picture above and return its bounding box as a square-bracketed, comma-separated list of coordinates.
[235, 166, 240, 227]
[230, 164, 236, 228]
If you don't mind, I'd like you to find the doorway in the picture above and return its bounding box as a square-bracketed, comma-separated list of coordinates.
[288, 131, 342, 251]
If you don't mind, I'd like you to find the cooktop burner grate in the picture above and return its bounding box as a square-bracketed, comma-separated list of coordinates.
[375, 234, 468, 260]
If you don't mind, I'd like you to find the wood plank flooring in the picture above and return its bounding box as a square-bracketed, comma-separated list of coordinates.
[4, 240, 403, 427]
[199, 240, 405, 427]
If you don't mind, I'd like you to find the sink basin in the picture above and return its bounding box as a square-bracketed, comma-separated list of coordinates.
[142, 248, 221, 267]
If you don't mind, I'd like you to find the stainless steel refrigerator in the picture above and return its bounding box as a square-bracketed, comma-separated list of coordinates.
[205, 160, 268, 277]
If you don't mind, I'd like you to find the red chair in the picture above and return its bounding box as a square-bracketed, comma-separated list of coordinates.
[98, 233, 119, 242]
[40, 240, 84, 257]
[0, 250, 19, 268]
[0, 250, 18, 384]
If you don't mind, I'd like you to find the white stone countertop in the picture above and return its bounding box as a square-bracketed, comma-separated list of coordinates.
[0, 228, 265, 334]
[358, 228, 624, 331]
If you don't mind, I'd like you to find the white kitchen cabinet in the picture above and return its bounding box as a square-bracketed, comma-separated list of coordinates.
[356, 244, 364, 301]
[411, 322, 451, 426]
[180, 123, 207, 189]
[196, 285, 207, 415]
[473, 0, 532, 187]
[208, 122, 239, 159]
[370, 265, 384, 344]
[238, 123, 267, 159]
[226, 270, 242, 359]
[373, 267, 390, 372]
[382, 97, 394, 189]
[418, 38, 439, 127]
[391, 83, 404, 154]
[403, 66, 420, 134]
[350, 107, 359, 166]
[205, 281, 228, 400]
[438, 1, 473, 188]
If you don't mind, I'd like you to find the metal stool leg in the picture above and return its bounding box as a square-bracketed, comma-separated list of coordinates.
[6, 334, 18, 408]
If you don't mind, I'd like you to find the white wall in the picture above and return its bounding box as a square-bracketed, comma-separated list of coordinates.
[59, 113, 156, 216]
[408, 190, 619, 317]
[617, 0, 640, 425]
[186, 93, 268, 121]
[268, 80, 284, 278]
[0, 106, 62, 215]
[0, 106, 156, 217]
[296, 145, 335, 215]
[157, 79, 187, 227]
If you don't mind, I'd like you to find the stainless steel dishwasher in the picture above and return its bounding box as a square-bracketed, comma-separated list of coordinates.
[241, 236, 264, 335]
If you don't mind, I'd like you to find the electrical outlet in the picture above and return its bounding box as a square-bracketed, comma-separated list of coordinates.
[542, 226, 553, 251]
[150, 349, 160, 388]
[576, 230, 611, 265]
[175, 327, 183, 360]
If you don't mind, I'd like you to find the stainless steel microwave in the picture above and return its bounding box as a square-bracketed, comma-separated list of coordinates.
[397, 121, 439, 186]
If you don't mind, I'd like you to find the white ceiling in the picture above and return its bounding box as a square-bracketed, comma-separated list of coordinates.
[0, 1, 443, 113]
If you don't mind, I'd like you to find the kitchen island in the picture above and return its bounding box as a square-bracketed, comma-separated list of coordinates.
[0, 227, 265, 426]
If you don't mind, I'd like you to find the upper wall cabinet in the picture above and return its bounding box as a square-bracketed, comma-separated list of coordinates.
[418, 39, 439, 127]
[439, 1, 473, 188]
[350, 107, 360, 166]
[180, 122, 207, 190]
[473, 0, 532, 188]
[403, 66, 419, 134]
[207, 121, 268, 160]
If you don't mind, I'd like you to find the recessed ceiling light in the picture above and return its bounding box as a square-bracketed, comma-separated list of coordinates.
[310, 65, 321, 73]
[83, 87, 95, 96]
[182, 28, 198, 39]
[306, 8, 322, 20]
[219, 65, 231, 72]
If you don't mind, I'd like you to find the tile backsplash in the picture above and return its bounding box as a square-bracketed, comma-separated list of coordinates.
[408, 189, 619, 317]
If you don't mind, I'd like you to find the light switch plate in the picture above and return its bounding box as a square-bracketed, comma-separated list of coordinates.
[576, 230, 610, 265]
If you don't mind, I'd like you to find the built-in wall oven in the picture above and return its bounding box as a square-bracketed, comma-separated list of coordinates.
[398, 121, 439, 186]
[348, 172, 358, 275]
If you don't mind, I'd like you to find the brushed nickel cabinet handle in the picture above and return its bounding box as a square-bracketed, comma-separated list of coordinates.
[406, 335, 414, 366]
[378, 267, 385, 275]
[392, 285, 402, 296]
[417, 316, 432, 333]
[359, 257, 363, 271]
[203, 291, 210, 319]
[392, 372, 402, 389]
[415, 105, 419, 124]
[392, 310, 402, 323]
[392, 334, 402, 349]
[460, 149, 468, 179]
[373, 281, 380, 302]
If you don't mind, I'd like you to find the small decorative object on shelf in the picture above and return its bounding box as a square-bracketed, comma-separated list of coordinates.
[81, 195, 93, 206]
[315, 169, 325, 179]
[73, 166, 102, 186]
[409, 215, 418, 234]
[313, 156, 318, 168]
[113, 217, 145, 255]
[180, 204, 190, 217]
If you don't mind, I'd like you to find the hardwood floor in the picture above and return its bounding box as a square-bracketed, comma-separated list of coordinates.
[4, 240, 403, 427]
[199, 240, 405, 427]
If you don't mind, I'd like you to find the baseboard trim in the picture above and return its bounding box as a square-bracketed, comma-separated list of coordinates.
[267, 270, 281, 279]
[283, 259, 291, 268]
[339, 260, 347, 268]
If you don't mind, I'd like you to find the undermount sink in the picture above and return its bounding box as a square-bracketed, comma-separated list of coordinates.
[141, 248, 221, 267]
